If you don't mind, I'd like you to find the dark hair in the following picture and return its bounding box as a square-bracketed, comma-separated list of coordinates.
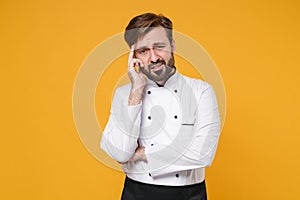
[124, 13, 173, 47]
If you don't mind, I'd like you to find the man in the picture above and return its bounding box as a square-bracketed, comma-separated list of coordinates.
[101, 13, 221, 200]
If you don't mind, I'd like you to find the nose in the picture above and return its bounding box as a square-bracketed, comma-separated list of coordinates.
[149, 49, 159, 63]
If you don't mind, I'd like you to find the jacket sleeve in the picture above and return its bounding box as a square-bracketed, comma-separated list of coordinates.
[144, 83, 221, 177]
[100, 87, 142, 163]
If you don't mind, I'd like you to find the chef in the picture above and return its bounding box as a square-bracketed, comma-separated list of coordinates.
[101, 13, 221, 200]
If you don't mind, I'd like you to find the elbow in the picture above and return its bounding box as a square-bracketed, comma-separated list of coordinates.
[100, 139, 135, 163]
[112, 151, 134, 163]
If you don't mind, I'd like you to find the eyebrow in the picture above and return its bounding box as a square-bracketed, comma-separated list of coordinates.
[135, 42, 167, 51]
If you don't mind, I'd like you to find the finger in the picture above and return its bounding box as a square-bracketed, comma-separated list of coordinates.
[117, 161, 128, 165]
[128, 45, 135, 64]
[128, 58, 143, 71]
[135, 60, 145, 74]
[129, 155, 137, 162]
[128, 45, 136, 71]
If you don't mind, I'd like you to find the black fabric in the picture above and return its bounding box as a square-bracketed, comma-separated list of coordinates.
[121, 176, 207, 200]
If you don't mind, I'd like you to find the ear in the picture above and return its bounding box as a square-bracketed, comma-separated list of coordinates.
[171, 40, 176, 53]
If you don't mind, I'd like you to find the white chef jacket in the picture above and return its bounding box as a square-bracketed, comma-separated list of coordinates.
[101, 71, 221, 186]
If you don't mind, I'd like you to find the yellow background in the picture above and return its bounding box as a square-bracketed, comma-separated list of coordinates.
[1, 0, 300, 199]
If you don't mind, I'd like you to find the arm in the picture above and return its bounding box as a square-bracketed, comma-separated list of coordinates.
[100, 88, 142, 163]
[100, 45, 147, 163]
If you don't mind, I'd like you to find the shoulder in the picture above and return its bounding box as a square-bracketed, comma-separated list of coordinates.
[179, 74, 212, 93]
[115, 83, 131, 93]
[113, 83, 132, 98]
[109, 84, 132, 106]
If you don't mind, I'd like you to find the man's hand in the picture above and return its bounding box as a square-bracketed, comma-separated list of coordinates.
[118, 146, 147, 165]
[129, 146, 147, 162]
[128, 45, 146, 105]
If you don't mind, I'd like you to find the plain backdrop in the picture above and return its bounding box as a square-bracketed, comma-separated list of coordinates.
[1, 0, 300, 199]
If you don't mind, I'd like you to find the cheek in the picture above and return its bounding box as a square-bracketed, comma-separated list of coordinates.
[161, 52, 172, 61]
[136, 55, 149, 64]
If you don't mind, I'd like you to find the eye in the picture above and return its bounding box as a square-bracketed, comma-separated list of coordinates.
[138, 49, 149, 55]
[156, 45, 165, 50]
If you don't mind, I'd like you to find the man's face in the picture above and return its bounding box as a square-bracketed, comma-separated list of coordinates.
[134, 26, 175, 84]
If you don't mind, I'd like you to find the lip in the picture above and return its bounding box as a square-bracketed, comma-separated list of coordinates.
[151, 63, 164, 72]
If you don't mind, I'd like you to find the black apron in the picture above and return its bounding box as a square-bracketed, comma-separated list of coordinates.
[121, 176, 207, 200]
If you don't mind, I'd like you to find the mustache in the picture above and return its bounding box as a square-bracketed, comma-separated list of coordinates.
[148, 59, 166, 68]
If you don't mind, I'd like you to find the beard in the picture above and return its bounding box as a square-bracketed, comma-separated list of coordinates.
[140, 53, 175, 83]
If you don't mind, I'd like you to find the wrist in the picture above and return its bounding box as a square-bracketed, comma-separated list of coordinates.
[128, 86, 144, 105]
[131, 84, 145, 92]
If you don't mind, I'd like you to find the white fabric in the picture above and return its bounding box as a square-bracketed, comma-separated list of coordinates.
[101, 71, 221, 186]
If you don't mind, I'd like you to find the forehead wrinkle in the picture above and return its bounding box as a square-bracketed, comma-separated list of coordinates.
[135, 27, 169, 49]
[136, 41, 166, 50]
